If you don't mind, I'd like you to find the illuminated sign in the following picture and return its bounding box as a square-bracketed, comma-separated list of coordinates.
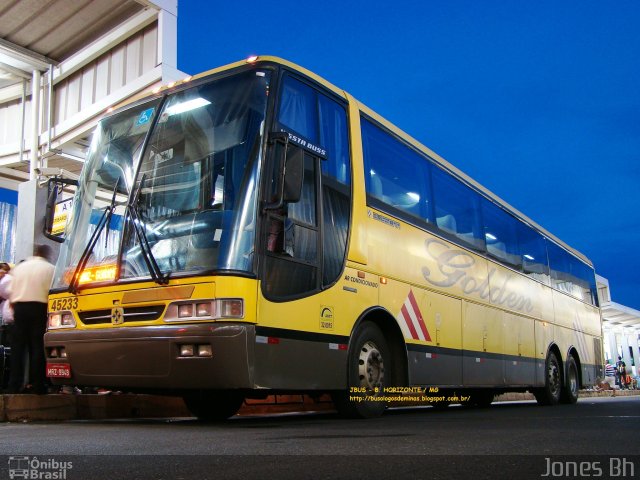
[51, 197, 73, 236]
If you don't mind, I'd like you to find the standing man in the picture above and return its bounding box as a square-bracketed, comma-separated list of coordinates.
[7, 244, 55, 394]
[616, 356, 627, 390]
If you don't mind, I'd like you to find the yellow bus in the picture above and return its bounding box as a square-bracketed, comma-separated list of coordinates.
[44, 56, 603, 419]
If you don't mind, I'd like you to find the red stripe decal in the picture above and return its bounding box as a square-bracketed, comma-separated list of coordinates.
[401, 303, 419, 339]
[407, 290, 432, 342]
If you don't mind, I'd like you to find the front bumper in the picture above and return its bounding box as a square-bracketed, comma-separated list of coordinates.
[44, 323, 255, 390]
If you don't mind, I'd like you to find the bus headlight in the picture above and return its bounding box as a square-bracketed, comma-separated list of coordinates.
[216, 299, 243, 318]
[48, 311, 76, 329]
[165, 298, 244, 322]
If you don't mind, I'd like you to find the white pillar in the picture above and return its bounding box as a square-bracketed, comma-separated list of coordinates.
[621, 333, 632, 374]
[630, 332, 640, 376]
[29, 69, 41, 180]
[157, 6, 177, 69]
[15, 180, 59, 263]
[607, 329, 619, 362]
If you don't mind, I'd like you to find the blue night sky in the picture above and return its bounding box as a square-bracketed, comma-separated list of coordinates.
[177, 0, 640, 310]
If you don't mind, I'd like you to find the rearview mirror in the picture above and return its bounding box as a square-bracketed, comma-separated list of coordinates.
[263, 133, 305, 211]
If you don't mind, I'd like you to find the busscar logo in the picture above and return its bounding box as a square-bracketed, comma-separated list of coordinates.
[320, 306, 334, 330]
[8, 456, 73, 479]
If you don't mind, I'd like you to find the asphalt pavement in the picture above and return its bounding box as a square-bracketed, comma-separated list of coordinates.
[0, 396, 638, 479]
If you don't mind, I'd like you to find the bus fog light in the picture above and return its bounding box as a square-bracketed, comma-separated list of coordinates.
[49, 313, 62, 328]
[196, 302, 212, 317]
[60, 348, 68, 358]
[178, 304, 193, 318]
[180, 344, 194, 357]
[62, 313, 75, 327]
[198, 345, 213, 357]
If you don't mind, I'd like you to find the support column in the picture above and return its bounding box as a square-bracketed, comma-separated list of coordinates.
[15, 180, 59, 263]
[630, 332, 640, 376]
[29, 69, 41, 180]
[607, 329, 619, 362]
[621, 333, 632, 378]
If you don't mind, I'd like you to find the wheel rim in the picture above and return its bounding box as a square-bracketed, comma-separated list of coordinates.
[358, 340, 385, 391]
[548, 358, 561, 397]
[568, 363, 578, 397]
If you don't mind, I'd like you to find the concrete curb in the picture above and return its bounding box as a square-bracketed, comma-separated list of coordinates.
[0, 393, 335, 422]
[0, 394, 190, 422]
[494, 389, 639, 402]
[1, 390, 637, 422]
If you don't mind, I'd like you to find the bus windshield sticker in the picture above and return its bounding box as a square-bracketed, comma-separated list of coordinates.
[279, 129, 327, 158]
[152, 148, 174, 164]
[136, 107, 155, 126]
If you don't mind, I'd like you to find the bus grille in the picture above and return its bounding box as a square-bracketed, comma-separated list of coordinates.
[79, 305, 166, 325]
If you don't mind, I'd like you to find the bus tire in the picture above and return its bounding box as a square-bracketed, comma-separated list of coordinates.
[183, 390, 244, 421]
[533, 351, 562, 406]
[332, 322, 391, 419]
[560, 355, 579, 404]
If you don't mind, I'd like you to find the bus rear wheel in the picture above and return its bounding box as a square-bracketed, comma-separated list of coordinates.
[560, 355, 579, 404]
[534, 351, 562, 406]
[332, 322, 391, 419]
[183, 390, 245, 421]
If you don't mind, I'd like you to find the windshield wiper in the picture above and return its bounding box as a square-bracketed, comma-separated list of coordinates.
[126, 173, 170, 285]
[69, 178, 121, 294]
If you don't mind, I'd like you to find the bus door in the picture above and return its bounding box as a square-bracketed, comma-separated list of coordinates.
[255, 73, 352, 390]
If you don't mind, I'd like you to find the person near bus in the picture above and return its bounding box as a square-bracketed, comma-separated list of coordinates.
[6, 245, 55, 394]
[604, 360, 616, 388]
[616, 356, 627, 390]
[0, 262, 12, 389]
[0, 262, 13, 343]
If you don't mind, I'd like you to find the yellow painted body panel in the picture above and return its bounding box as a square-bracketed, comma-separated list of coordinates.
[49, 277, 258, 329]
[378, 277, 462, 351]
[257, 266, 379, 338]
[354, 202, 600, 365]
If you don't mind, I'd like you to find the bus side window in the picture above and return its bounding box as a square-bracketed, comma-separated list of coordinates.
[518, 224, 550, 284]
[432, 166, 483, 251]
[481, 198, 521, 270]
[361, 118, 431, 224]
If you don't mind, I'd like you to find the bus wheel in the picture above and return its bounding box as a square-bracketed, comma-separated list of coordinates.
[183, 390, 245, 421]
[533, 351, 562, 406]
[560, 355, 579, 404]
[333, 322, 390, 419]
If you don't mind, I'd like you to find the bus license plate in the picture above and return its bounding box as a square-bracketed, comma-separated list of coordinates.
[46, 363, 71, 378]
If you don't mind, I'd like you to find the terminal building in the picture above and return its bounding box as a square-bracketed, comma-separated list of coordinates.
[0, 0, 638, 379]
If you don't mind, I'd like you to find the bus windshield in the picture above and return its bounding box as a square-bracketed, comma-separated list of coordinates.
[52, 69, 271, 290]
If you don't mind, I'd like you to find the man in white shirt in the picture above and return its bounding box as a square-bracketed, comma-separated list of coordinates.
[6, 244, 55, 394]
